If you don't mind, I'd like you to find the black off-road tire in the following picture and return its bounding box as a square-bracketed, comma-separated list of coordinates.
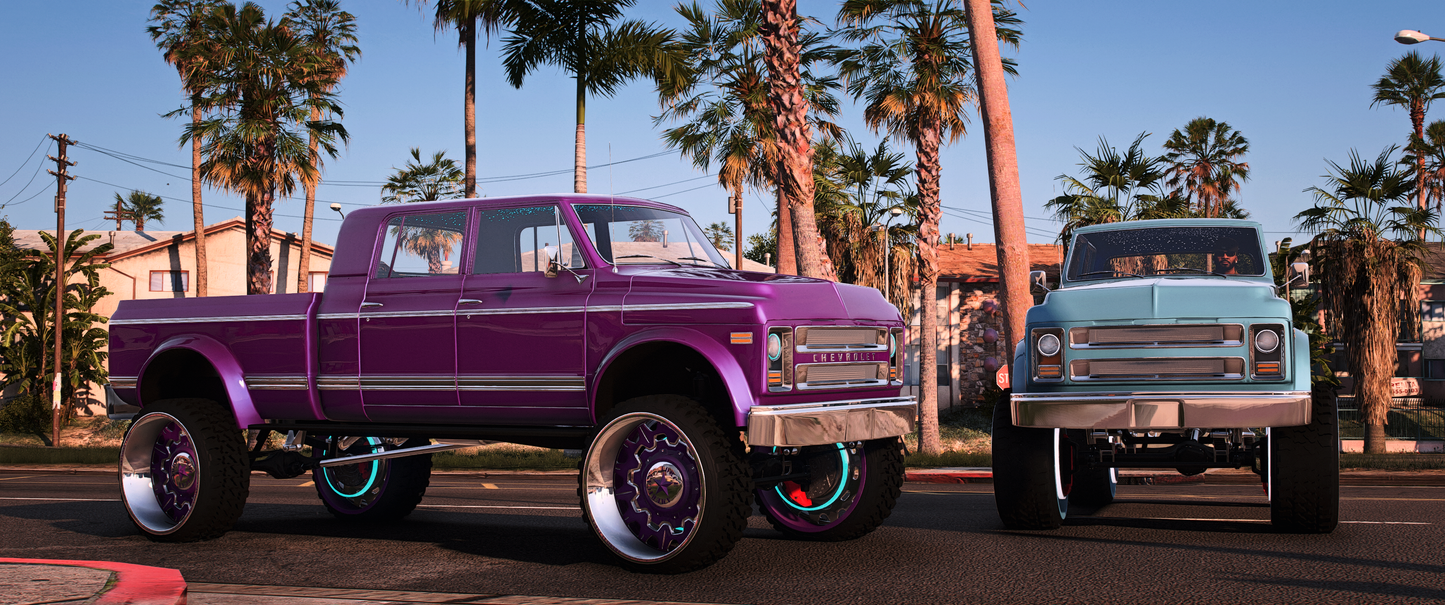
[992, 392, 1068, 529]
[1065, 429, 1116, 507]
[118, 398, 250, 542]
[314, 437, 433, 523]
[1269, 386, 1339, 533]
[757, 437, 905, 541]
[578, 395, 751, 573]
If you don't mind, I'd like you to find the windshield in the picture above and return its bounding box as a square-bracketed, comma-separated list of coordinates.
[572, 204, 732, 268]
[1066, 226, 1266, 281]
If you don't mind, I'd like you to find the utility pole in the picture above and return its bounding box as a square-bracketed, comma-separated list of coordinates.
[728, 194, 742, 269]
[104, 196, 134, 230]
[46, 133, 76, 448]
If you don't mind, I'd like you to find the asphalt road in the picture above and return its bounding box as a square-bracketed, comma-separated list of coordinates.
[1, 469, 1441, 604]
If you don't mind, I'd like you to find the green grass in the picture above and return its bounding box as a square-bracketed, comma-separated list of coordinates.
[1339, 453, 1445, 471]
[431, 447, 579, 471]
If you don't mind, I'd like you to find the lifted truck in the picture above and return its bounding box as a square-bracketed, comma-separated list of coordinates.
[108, 194, 916, 572]
[993, 218, 1338, 533]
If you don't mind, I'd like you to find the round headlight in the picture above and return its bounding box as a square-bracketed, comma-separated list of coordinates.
[1037, 333, 1061, 357]
[1255, 329, 1280, 354]
[767, 333, 782, 361]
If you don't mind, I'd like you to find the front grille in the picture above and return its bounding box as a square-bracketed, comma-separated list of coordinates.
[797, 327, 886, 351]
[1070, 324, 1244, 348]
[1070, 357, 1244, 381]
[797, 363, 888, 389]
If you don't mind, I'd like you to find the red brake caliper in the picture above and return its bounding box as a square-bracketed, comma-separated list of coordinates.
[781, 480, 813, 507]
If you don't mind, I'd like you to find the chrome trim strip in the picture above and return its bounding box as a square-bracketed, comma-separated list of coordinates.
[320, 375, 588, 392]
[457, 375, 586, 392]
[326, 302, 755, 321]
[618, 302, 755, 312]
[1068, 356, 1248, 382]
[109, 376, 138, 389]
[748, 396, 917, 447]
[109, 314, 307, 326]
[246, 374, 310, 391]
[319, 440, 484, 467]
[1010, 390, 1312, 430]
[1069, 323, 1246, 349]
[359, 309, 457, 319]
[461, 305, 586, 316]
[317, 313, 356, 321]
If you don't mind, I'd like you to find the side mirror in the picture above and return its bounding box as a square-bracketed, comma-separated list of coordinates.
[1029, 270, 1051, 293]
[544, 246, 560, 279]
[1291, 261, 1309, 287]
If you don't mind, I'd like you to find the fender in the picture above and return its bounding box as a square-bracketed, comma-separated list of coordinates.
[593, 326, 755, 426]
[1292, 327, 1312, 394]
[138, 334, 261, 429]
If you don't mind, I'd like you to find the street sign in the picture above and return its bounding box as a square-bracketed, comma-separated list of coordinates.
[996, 364, 1009, 390]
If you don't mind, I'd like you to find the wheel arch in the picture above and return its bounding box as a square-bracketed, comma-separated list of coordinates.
[592, 327, 755, 429]
[137, 334, 260, 429]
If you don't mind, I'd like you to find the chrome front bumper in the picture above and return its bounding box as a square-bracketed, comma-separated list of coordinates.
[747, 396, 917, 447]
[1011, 391, 1311, 430]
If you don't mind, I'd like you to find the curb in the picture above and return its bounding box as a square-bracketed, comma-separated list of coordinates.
[0, 558, 186, 605]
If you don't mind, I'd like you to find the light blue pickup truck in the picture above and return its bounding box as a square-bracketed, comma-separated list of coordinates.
[993, 218, 1338, 532]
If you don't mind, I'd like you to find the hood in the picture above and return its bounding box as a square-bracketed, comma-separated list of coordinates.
[620, 266, 901, 324]
[1027, 278, 1289, 324]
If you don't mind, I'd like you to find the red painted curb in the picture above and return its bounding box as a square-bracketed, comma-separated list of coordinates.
[0, 558, 187, 605]
[905, 471, 993, 484]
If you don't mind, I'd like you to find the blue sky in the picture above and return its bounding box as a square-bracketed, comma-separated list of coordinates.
[2, 1, 1444, 253]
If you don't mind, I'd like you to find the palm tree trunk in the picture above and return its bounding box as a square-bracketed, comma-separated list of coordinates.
[759, 0, 834, 281]
[965, 0, 1033, 357]
[1413, 101, 1427, 239]
[191, 103, 208, 297]
[915, 116, 943, 455]
[463, 20, 478, 198]
[297, 105, 321, 294]
[246, 190, 275, 295]
[731, 182, 744, 269]
[575, 76, 587, 194]
[777, 188, 795, 274]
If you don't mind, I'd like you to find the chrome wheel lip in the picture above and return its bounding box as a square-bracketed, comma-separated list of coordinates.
[584, 412, 705, 564]
[119, 411, 196, 535]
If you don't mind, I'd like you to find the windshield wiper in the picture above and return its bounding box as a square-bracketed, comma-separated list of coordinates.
[1156, 267, 1228, 277]
[615, 254, 682, 266]
[678, 256, 721, 267]
[1078, 270, 1146, 279]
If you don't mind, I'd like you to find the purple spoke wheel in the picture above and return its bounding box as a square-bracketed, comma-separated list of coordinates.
[119, 399, 249, 542]
[150, 421, 201, 522]
[612, 420, 702, 552]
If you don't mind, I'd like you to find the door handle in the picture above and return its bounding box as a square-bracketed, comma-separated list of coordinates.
[458, 299, 484, 305]
[361, 302, 383, 309]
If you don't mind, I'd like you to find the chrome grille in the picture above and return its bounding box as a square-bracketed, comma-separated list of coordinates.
[1070, 324, 1244, 348]
[1070, 357, 1244, 381]
[797, 363, 888, 389]
[797, 327, 885, 351]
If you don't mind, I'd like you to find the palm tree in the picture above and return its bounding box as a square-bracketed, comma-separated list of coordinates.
[285, 0, 359, 294]
[1045, 132, 1189, 250]
[380, 148, 465, 274]
[1372, 51, 1445, 230]
[380, 148, 465, 204]
[149, 0, 223, 297]
[703, 221, 734, 252]
[1295, 147, 1438, 454]
[656, 0, 840, 270]
[184, 2, 348, 295]
[758, 0, 837, 279]
[834, 0, 1021, 453]
[815, 138, 917, 304]
[410, 0, 511, 198]
[1403, 119, 1445, 212]
[1160, 117, 1251, 218]
[502, 0, 688, 194]
[114, 191, 167, 231]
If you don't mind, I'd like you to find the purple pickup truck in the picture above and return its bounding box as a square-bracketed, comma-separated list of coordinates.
[107, 194, 916, 572]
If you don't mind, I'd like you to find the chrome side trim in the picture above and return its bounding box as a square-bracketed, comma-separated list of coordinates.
[747, 396, 917, 447]
[358, 309, 457, 319]
[317, 375, 360, 390]
[617, 302, 755, 312]
[460, 305, 586, 316]
[359, 375, 455, 391]
[109, 376, 138, 389]
[320, 375, 588, 392]
[328, 302, 753, 321]
[246, 374, 309, 391]
[1010, 390, 1312, 430]
[457, 375, 586, 392]
[317, 313, 356, 320]
[109, 314, 308, 326]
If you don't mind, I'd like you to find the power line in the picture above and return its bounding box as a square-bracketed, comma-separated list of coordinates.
[75, 175, 342, 224]
[0, 135, 49, 189]
[651, 182, 721, 199]
[939, 207, 1057, 239]
[1, 140, 54, 209]
[618, 174, 715, 195]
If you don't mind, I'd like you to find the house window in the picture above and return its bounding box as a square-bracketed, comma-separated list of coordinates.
[1426, 359, 1445, 380]
[149, 270, 188, 292]
[308, 272, 328, 292]
[1423, 301, 1445, 322]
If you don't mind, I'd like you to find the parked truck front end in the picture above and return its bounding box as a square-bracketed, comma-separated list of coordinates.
[993, 219, 1338, 533]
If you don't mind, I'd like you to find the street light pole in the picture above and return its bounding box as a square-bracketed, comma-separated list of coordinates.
[871, 206, 905, 302]
[1395, 30, 1445, 44]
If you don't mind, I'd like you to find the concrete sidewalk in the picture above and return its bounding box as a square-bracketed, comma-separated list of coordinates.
[0, 559, 727, 605]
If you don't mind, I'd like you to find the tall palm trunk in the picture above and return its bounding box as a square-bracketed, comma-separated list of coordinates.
[246, 188, 276, 295]
[777, 188, 795, 273]
[729, 181, 743, 268]
[191, 102, 208, 297]
[760, 0, 834, 281]
[575, 76, 587, 194]
[297, 105, 320, 294]
[463, 20, 477, 198]
[1413, 99, 1428, 239]
[915, 115, 943, 454]
[965, 0, 1032, 359]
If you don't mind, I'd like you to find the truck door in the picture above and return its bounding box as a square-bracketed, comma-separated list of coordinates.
[456, 204, 592, 425]
[358, 210, 468, 420]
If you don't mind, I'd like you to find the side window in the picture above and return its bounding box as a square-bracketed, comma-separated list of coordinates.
[473, 205, 585, 274]
[375, 211, 468, 278]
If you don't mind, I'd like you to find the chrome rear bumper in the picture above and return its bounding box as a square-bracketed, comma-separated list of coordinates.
[747, 396, 916, 447]
[1011, 391, 1311, 429]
